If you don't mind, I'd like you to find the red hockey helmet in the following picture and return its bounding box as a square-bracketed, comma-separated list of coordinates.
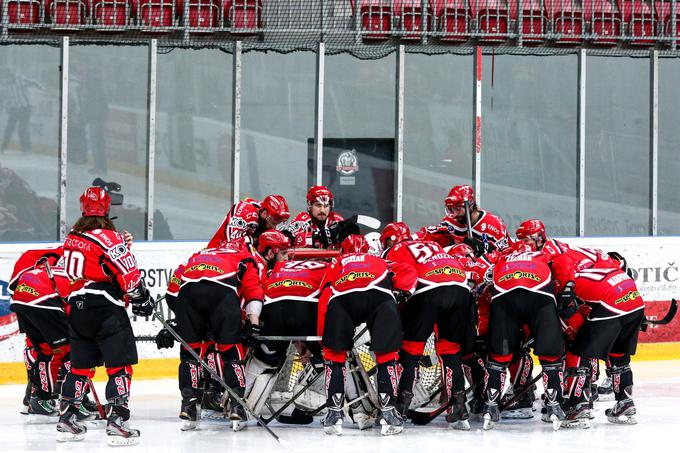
[257, 230, 291, 255]
[80, 186, 111, 217]
[516, 219, 546, 241]
[445, 185, 475, 211]
[449, 243, 475, 260]
[307, 185, 334, 208]
[260, 195, 290, 224]
[380, 222, 411, 248]
[340, 234, 369, 254]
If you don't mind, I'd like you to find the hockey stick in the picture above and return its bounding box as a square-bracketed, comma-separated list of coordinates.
[135, 335, 323, 343]
[463, 200, 474, 241]
[261, 369, 325, 424]
[356, 215, 381, 231]
[408, 373, 542, 426]
[643, 298, 677, 326]
[87, 378, 107, 420]
[151, 305, 280, 442]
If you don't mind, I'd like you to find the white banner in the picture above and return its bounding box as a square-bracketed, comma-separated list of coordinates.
[1, 237, 679, 362]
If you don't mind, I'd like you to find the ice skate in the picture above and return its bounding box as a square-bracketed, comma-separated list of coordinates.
[445, 391, 471, 431]
[606, 399, 637, 425]
[27, 396, 58, 424]
[501, 388, 536, 419]
[378, 406, 403, 436]
[56, 405, 87, 442]
[179, 400, 198, 431]
[322, 408, 344, 436]
[106, 410, 140, 446]
[482, 402, 500, 430]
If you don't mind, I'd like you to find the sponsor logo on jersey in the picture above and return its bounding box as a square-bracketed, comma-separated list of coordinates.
[15, 283, 39, 297]
[187, 264, 224, 274]
[424, 266, 465, 278]
[336, 149, 359, 176]
[108, 243, 128, 260]
[267, 279, 314, 291]
[614, 290, 640, 305]
[170, 275, 182, 286]
[497, 271, 541, 283]
[335, 271, 375, 286]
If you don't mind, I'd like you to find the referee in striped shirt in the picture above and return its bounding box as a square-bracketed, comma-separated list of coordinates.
[0, 65, 41, 154]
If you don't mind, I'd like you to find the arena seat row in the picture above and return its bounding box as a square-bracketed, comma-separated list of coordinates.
[350, 0, 679, 46]
[0, 0, 262, 32]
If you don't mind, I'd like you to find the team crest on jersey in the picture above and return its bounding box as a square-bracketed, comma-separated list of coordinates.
[267, 279, 313, 290]
[334, 271, 374, 286]
[425, 266, 465, 278]
[614, 290, 640, 305]
[497, 271, 541, 283]
[15, 283, 39, 297]
[336, 150, 359, 176]
[187, 264, 224, 274]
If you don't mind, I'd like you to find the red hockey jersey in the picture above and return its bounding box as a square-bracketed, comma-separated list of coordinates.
[383, 239, 467, 296]
[8, 246, 63, 294]
[179, 242, 264, 307]
[63, 229, 142, 307]
[492, 250, 553, 299]
[418, 209, 509, 251]
[288, 211, 345, 248]
[264, 260, 328, 305]
[208, 198, 260, 249]
[10, 266, 72, 310]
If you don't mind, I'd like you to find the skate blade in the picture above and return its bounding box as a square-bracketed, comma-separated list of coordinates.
[56, 431, 85, 442]
[20, 406, 29, 415]
[563, 419, 591, 429]
[550, 415, 563, 431]
[449, 420, 471, 431]
[482, 415, 496, 431]
[501, 408, 534, 419]
[232, 420, 247, 432]
[83, 419, 106, 430]
[607, 415, 637, 425]
[106, 435, 140, 447]
[596, 393, 615, 402]
[180, 420, 198, 431]
[27, 413, 58, 424]
[323, 422, 343, 436]
[380, 422, 403, 436]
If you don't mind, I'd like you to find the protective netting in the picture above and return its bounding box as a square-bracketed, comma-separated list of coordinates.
[1, 0, 679, 58]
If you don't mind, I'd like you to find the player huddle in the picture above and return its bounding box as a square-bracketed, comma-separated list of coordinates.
[7, 182, 645, 445]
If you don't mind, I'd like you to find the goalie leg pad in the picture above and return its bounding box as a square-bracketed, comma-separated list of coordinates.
[244, 356, 279, 415]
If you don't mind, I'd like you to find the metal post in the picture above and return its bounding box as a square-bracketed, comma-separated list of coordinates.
[314, 41, 325, 186]
[395, 45, 405, 222]
[473, 46, 482, 202]
[232, 41, 242, 204]
[577, 49, 586, 236]
[58, 37, 70, 241]
[146, 39, 158, 240]
[650, 49, 659, 236]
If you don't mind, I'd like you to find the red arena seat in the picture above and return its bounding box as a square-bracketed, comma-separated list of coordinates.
[584, 0, 622, 45]
[135, 0, 176, 29]
[473, 0, 511, 43]
[350, 0, 392, 40]
[511, 0, 548, 43]
[225, 0, 262, 33]
[434, 0, 471, 42]
[546, 0, 584, 44]
[46, 0, 88, 27]
[177, 0, 220, 29]
[619, 0, 657, 45]
[0, 0, 42, 25]
[91, 0, 133, 28]
[394, 0, 433, 40]
[654, 0, 679, 41]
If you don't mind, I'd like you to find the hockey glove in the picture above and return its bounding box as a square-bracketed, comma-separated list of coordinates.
[561, 304, 592, 341]
[243, 320, 262, 346]
[463, 236, 486, 257]
[329, 216, 361, 244]
[557, 281, 576, 312]
[130, 287, 155, 317]
[155, 319, 178, 349]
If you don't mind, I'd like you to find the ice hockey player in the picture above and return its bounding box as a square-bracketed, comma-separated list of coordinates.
[57, 186, 154, 446]
[418, 185, 509, 256]
[317, 234, 417, 436]
[208, 195, 290, 248]
[287, 185, 359, 249]
[380, 222, 474, 430]
[244, 253, 329, 424]
[483, 242, 566, 431]
[551, 252, 645, 427]
[161, 230, 289, 432]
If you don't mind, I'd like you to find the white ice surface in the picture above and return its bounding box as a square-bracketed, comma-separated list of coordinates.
[2, 360, 679, 453]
